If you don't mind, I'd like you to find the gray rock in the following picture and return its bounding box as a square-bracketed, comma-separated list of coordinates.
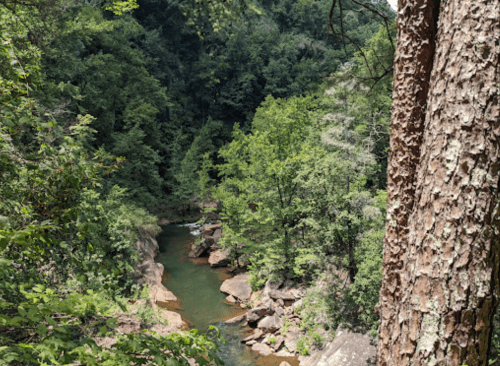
[283, 331, 301, 353]
[300, 327, 376, 366]
[209, 247, 231, 267]
[243, 328, 263, 342]
[275, 306, 285, 318]
[280, 362, 292, 366]
[212, 228, 222, 243]
[188, 236, 214, 258]
[224, 313, 247, 324]
[220, 273, 252, 301]
[247, 305, 273, 323]
[271, 335, 284, 351]
[269, 289, 295, 301]
[226, 294, 237, 303]
[260, 279, 284, 303]
[257, 315, 281, 333]
[201, 223, 221, 234]
[246, 340, 257, 346]
[251, 342, 273, 356]
[275, 350, 295, 357]
[289, 287, 306, 299]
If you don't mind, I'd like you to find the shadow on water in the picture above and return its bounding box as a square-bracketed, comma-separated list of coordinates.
[157, 225, 299, 366]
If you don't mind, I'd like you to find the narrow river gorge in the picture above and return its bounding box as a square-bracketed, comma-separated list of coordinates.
[156, 224, 299, 366]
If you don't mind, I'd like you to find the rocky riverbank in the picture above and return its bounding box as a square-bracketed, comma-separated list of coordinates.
[97, 228, 187, 349]
[117, 219, 376, 366]
[189, 222, 377, 366]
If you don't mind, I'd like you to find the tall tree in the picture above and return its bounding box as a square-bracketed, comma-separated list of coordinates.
[376, 0, 500, 365]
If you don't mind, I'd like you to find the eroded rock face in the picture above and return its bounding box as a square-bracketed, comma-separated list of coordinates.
[212, 228, 222, 243]
[135, 233, 177, 304]
[220, 273, 252, 301]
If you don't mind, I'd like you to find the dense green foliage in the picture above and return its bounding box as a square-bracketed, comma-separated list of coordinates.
[129, 0, 393, 204]
[0, 2, 223, 364]
[205, 24, 394, 335]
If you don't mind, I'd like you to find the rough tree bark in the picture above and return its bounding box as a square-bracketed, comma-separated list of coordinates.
[377, 0, 500, 365]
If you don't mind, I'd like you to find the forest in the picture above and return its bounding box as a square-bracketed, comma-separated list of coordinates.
[0, 0, 499, 365]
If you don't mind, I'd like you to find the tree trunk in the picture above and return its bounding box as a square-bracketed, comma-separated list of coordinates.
[377, 0, 500, 365]
[377, 0, 441, 362]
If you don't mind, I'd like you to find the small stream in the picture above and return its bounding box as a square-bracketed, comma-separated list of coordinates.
[156, 224, 299, 366]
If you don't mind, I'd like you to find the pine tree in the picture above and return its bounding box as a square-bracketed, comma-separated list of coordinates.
[376, 0, 500, 364]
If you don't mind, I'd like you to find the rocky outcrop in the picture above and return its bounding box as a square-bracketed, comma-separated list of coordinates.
[220, 273, 252, 301]
[188, 223, 222, 258]
[135, 230, 177, 305]
[237, 279, 306, 359]
[188, 236, 214, 257]
[96, 300, 186, 349]
[123, 229, 187, 343]
[298, 327, 376, 366]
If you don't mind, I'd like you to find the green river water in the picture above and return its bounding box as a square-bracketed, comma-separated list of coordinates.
[156, 225, 299, 366]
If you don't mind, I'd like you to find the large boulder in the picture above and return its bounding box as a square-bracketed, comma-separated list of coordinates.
[269, 289, 295, 301]
[251, 342, 273, 356]
[188, 236, 214, 258]
[257, 315, 281, 333]
[151, 282, 177, 304]
[243, 328, 263, 342]
[260, 279, 284, 303]
[220, 273, 252, 301]
[283, 330, 301, 353]
[201, 223, 222, 236]
[270, 335, 285, 351]
[159, 309, 187, 329]
[299, 327, 376, 366]
[208, 247, 231, 267]
[212, 228, 222, 243]
[247, 305, 273, 323]
[225, 313, 247, 324]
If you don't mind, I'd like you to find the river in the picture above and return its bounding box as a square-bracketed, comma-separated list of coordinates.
[156, 224, 299, 366]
